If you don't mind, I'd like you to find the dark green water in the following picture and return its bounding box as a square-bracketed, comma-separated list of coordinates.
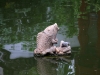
[0, 0, 100, 75]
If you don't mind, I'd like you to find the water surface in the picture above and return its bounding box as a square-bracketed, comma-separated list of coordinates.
[0, 0, 100, 75]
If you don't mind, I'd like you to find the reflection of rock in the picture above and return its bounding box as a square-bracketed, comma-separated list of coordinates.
[36, 57, 57, 75]
[35, 56, 71, 75]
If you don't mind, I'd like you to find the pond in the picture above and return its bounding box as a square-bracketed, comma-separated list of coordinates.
[0, 0, 100, 75]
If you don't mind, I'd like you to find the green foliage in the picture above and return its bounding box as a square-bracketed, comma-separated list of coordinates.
[1, 0, 100, 43]
[51, 0, 80, 37]
[19, 67, 39, 75]
[50, 0, 100, 37]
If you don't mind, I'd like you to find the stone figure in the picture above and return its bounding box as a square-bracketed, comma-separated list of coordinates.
[34, 23, 71, 56]
[34, 23, 59, 55]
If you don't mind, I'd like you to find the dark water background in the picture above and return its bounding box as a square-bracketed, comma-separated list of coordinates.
[0, 0, 100, 75]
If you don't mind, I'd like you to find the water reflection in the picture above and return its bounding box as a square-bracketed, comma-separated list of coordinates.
[75, 54, 100, 75]
[0, 0, 100, 75]
[35, 56, 74, 75]
[0, 49, 36, 75]
[0, 47, 75, 75]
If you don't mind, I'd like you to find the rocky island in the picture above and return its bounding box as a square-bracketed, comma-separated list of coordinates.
[34, 23, 71, 56]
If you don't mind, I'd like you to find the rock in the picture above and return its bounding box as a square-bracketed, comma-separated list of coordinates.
[56, 46, 71, 55]
[34, 23, 59, 55]
[34, 23, 71, 56]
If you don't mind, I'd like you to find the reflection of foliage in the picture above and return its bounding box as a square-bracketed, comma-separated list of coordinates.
[67, 24, 78, 37]
[1, 0, 100, 43]
[52, 5, 67, 25]
[5, 2, 15, 9]
[86, 0, 100, 12]
[51, 0, 79, 37]
[50, 0, 100, 37]
[20, 41, 35, 51]
[19, 67, 39, 75]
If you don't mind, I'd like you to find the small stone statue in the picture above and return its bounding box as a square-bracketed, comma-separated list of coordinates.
[34, 23, 71, 56]
[56, 40, 71, 55]
[34, 23, 59, 55]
